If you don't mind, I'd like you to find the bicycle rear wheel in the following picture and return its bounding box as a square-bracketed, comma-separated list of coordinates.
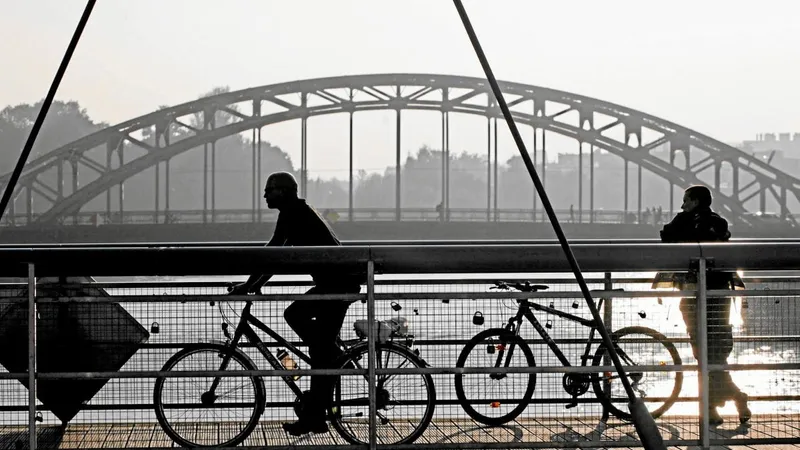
[153, 343, 265, 448]
[454, 328, 536, 426]
[329, 342, 436, 445]
[591, 326, 683, 421]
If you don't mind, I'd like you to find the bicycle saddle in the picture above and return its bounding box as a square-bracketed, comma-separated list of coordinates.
[493, 281, 549, 292]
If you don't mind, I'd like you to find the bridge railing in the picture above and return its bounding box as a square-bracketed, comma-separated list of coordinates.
[0, 242, 799, 449]
[0, 207, 649, 227]
[6, 207, 799, 228]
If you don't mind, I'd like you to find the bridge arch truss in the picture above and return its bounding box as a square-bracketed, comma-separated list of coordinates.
[2, 73, 798, 225]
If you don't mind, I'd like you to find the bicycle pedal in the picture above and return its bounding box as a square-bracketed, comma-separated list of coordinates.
[565, 402, 578, 409]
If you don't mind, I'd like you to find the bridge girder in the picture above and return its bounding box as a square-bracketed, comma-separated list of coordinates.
[1, 73, 798, 224]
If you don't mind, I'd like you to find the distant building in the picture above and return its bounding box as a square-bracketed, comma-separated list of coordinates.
[741, 133, 800, 157]
[739, 133, 800, 178]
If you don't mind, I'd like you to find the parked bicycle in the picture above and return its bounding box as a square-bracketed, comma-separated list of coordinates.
[153, 293, 436, 447]
[454, 281, 682, 425]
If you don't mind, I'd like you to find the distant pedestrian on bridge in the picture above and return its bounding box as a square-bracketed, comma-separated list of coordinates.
[230, 171, 363, 436]
[659, 185, 750, 426]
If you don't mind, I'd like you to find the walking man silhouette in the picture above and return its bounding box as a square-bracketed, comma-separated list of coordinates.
[660, 185, 750, 426]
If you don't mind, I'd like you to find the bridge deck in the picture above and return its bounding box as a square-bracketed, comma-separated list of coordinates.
[2, 414, 798, 449]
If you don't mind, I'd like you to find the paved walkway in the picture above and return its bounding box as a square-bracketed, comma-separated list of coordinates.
[1, 414, 798, 449]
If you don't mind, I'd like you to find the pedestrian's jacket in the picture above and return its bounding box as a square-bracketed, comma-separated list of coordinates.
[653, 206, 744, 290]
[660, 206, 731, 243]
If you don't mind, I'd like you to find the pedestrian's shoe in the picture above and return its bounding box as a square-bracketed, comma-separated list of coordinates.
[708, 408, 724, 426]
[282, 419, 329, 436]
[735, 393, 751, 424]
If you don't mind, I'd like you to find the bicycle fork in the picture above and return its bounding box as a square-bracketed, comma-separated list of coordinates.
[490, 320, 522, 381]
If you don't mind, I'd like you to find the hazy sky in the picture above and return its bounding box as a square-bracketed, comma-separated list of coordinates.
[2, 0, 798, 179]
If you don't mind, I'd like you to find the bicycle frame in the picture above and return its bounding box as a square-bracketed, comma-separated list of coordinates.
[506, 297, 607, 369]
[210, 300, 317, 400]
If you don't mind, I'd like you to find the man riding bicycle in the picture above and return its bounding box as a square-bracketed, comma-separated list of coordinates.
[230, 171, 363, 436]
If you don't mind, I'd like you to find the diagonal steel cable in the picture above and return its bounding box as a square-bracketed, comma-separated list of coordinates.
[0, 0, 97, 224]
[451, 2, 666, 448]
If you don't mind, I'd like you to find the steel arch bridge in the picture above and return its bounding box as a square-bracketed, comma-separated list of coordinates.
[2, 73, 799, 226]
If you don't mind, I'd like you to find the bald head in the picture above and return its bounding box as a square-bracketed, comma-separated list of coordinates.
[264, 171, 298, 209]
[267, 172, 298, 191]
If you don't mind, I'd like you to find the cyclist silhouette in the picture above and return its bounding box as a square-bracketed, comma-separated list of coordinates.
[230, 171, 363, 436]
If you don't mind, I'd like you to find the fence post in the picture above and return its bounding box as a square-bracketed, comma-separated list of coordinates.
[697, 258, 710, 449]
[27, 263, 37, 450]
[601, 272, 613, 421]
[366, 259, 376, 450]
[603, 272, 613, 332]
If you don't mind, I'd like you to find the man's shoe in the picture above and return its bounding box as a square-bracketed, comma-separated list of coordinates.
[708, 408, 724, 426]
[735, 393, 752, 424]
[282, 419, 329, 436]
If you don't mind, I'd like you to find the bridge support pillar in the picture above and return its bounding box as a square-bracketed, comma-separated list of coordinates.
[118, 148, 124, 223]
[493, 117, 498, 222]
[541, 130, 547, 219]
[165, 159, 170, 224]
[251, 128, 257, 222]
[440, 109, 450, 222]
[106, 145, 112, 219]
[590, 145, 595, 223]
[532, 126, 537, 221]
[301, 117, 308, 198]
[637, 163, 642, 224]
[348, 110, 354, 222]
[395, 100, 401, 222]
[248, 126, 264, 222]
[203, 141, 208, 224]
[781, 186, 787, 219]
[25, 187, 32, 225]
[669, 145, 675, 217]
[485, 115, 491, 222]
[257, 130, 262, 222]
[624, 160, 629, 222]
[71, 160, 79, 225]
[57, 158, 63, 200]
[300, 93, 308, 199]
[154, 161, 160, 224]
[211, 128, 216, 223]
[578, 141, 583, 223]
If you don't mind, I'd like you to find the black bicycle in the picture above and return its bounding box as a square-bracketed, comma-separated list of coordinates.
[454, 281, 682, 426]
[153, 296, 436, 447]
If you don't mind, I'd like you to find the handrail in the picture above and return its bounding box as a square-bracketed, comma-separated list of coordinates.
[1, 242, 799, 277]
[5, 237, 800, 248]
[3, 206, 746, 227]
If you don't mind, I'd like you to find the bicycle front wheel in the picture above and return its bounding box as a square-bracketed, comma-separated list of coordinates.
[329, 342, 436, 445]
[454, 328, 536, 426]
[153, 343, 265, 448]
[591, 326, 683, 421]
